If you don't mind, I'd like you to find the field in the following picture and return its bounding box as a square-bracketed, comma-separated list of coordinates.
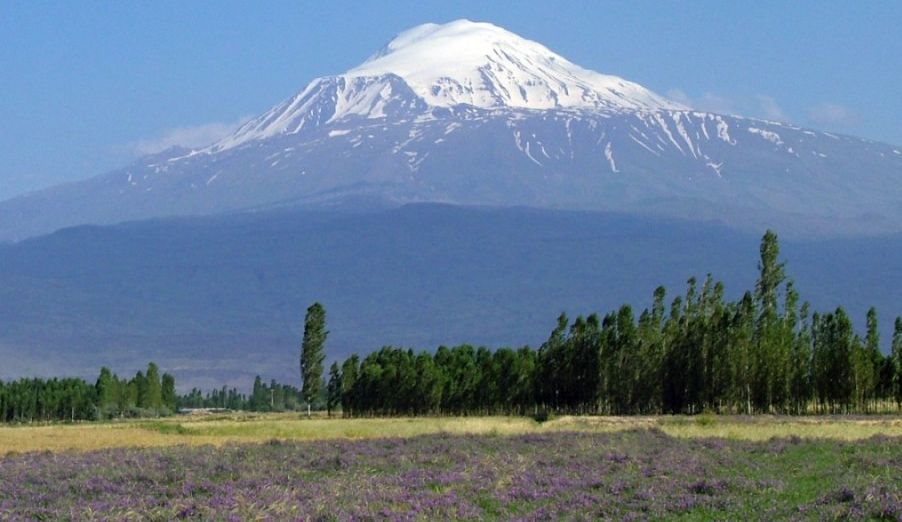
[5, 414, 902, 454]
[2, 415, 902, 520]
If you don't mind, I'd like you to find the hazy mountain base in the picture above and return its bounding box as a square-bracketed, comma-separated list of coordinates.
[0, 204, 899, 388]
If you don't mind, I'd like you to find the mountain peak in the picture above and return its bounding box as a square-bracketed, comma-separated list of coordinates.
[346, 19, 682, 111]
[206, 20, 685, 153]
[366, 20, 511, 61]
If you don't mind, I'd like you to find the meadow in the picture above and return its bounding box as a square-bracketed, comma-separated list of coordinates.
[2, 415, 902, 520]
[4, 414, 902, 453]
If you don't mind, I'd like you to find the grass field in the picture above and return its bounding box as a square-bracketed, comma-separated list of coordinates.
[3, 415, 902, 519]
[3, 413, 902, 454]
[3, 423, 902, 520]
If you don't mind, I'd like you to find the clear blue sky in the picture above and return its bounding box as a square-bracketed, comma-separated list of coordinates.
[2, 1, 900, 200]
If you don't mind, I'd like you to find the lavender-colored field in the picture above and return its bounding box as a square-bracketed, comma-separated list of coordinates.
[2, 430, 901, 520]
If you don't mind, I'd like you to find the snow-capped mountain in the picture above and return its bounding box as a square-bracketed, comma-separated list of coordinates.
[349, 20, 682, 111]
[1, 19, 901, 241]
[212, 20, 683, 153]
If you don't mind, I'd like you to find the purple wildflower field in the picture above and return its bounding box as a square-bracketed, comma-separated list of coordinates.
[2, 429, 901, 520]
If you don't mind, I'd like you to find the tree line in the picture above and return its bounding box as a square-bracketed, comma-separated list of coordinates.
[177, 376, 309, 412]
[0, 362, 176, 422]
[319, 231, 902, 416]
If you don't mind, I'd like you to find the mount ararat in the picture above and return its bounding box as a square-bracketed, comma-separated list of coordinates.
[1, 19, 900, 241]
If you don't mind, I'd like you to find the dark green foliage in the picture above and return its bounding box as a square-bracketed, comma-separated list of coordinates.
[300, 302, 328, 409]
[95, 367, 115, 414]
[340, 355, 360, 417]
[133, 371, 147, 410]
[0, 378, 95, 422]
[755, 230, 785, 318]
[145, 363, 162, 411]
[326, 363, 341, 417]
[251, 376, 267, 411]
[0, 362, 174, 422]
[789, 301, 813, 414]
[161, 373, 176, 412]
[177, 377, 303, 412]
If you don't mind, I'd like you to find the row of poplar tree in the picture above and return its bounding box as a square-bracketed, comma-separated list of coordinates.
[317, 231, 902, 416]
[177, 377, 307, 412]
[0, 362, 177, 422]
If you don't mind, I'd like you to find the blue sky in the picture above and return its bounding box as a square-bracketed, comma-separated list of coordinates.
[1, 1, 900, 200]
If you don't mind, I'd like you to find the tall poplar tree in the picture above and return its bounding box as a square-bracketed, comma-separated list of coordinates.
[326, 363, 342, 417]
[145, 362, 163, 412]
[95, 367, 116, 414]
[753, 230, 786, 411]
[250, 376, 266, 411]
[161, 373, 177, 412]
[300, 302, 328, 416]
[340, 354, 360, 417]
[789, 302, 813, 413]
[863, 307, 881, 410]
[755, 230, 785, 318]
[134, 371, 148, 409]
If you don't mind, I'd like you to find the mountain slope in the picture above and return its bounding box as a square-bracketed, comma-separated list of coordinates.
[1, 205, 899, 388]
[0, 19, 900, 241]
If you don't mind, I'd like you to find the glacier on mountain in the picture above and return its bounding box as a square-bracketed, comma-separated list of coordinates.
[208, 19, 684, 153]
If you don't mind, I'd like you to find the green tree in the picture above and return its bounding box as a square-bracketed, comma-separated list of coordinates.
[751, 230, 788, 413]
[145, 362, 163, 412]
[95, 367, 116, 416]
[161, 373, 177, 412]
[755, 230, 785, 318]
[250, 375, 266, 411]
[731, 292, 756, 414]
[116, 376, 132, 414]
[789, 302, 813, 413]
[828, 309, 855, 412]
[414, 351, 443, 415]
[133, 371, 148, 410]
[610, 306, 640, 413]
[537, 313, 569, 411]
[661, 296, 682, 413]
[300, 302, 328, 416]
[862, 307, 881, 411]
[326, 362, 342, 417]
[340, 355, 360, 417]
[639, 287, 668, 413]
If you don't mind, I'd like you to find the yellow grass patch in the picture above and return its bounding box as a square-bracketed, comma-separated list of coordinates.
[658, 415, 902, 441]
[0, 422, 255, 454]
[2, 414, 901, 454]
